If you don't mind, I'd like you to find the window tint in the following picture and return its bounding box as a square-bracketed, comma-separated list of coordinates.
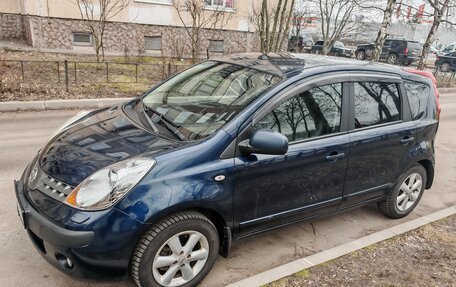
[404, 80, 430, 120]
[254, 83, 343, 142]
[354, 82, 401, 128]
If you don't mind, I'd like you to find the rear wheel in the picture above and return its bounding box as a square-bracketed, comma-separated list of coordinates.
[387, 53, 398, 65]
[356, 50, 366, 60]
[378, 164, 427, 219]
[441, 62, 450, 72]
[131, 211, 219, 287]
[314, 49, 320, 55]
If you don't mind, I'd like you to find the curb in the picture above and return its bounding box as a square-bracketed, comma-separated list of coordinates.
[0, 89, 455, 112]
[226, 206, 456, 287]
[0, 98, 133, 112]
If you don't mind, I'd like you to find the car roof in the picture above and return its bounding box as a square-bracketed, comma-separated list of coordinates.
[212, 52, 404, 78]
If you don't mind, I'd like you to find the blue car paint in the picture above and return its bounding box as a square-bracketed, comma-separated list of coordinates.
[15, 55, 439, 280]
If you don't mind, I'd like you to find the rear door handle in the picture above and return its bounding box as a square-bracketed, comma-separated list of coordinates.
[400, 136, 415, 146]
[325, 152, 345, 162]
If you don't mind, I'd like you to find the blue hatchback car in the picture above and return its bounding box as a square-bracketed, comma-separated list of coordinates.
[15, 53, 440, 287]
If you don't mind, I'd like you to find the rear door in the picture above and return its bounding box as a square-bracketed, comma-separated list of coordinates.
[342, 73, 416, 206]
[380, 40, 392, 59]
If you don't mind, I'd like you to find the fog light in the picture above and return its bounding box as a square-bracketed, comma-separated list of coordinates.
[55, 253, 74, 270]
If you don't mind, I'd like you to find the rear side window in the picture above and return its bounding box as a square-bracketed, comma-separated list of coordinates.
[254, 83, 343, 142]
[404, 80, 430, 120]
[354, 82, 401, 128]
[315, 41, 324, 45]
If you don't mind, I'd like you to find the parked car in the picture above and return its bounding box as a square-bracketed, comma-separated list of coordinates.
[355, 39, 422, 65]
[435, 52, 456, 72]
[439, 42, 456, 55]
[311, 40, 354, 57]
[288, 35, 314, 52]
[15, 53, 440, 287]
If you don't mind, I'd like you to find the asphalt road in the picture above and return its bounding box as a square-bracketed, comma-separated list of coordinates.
[1, 94, 455, 287]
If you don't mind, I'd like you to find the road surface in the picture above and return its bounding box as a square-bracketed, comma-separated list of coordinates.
[0, 94, 455, 287]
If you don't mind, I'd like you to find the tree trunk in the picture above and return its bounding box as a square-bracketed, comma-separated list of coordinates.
[269, 0, 283, 52]
[372, 0, 396, 62]
[417, 0, 450, 70]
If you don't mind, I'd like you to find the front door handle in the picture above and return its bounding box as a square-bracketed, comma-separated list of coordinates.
[400, 136, 415, 146]
[325, 152, 345, 162]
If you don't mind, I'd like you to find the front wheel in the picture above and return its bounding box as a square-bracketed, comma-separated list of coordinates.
[356, 50, 366, 60]
[378, 164, 427, 219]
[131, 211, 220, 287]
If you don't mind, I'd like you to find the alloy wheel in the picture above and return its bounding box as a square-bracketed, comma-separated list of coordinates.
[152, 231, 209, 287]
[396, 173, 423, 212]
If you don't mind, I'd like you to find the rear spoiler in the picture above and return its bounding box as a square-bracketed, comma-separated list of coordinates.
[402, 68, 441, 120]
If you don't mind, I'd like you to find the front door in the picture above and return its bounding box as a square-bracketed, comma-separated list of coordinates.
[233, 82, 350, 236]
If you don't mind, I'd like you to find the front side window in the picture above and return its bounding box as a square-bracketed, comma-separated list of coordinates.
[254, 83, 343, 142]
[404, 80, 430, 120]
[142, 61, 281, 140]
[354, 82, 401, 128]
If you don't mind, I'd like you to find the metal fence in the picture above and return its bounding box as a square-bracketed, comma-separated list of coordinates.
[433, 65, 456, 88]
[0, 59, 190, 92]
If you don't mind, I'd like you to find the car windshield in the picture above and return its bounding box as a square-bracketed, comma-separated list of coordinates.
[334, 41, 344, 48]
[408, 42, 421, 50]
[142, 61, 282, 140]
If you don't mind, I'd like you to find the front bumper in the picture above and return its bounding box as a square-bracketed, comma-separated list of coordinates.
[14, 177, 145, 281]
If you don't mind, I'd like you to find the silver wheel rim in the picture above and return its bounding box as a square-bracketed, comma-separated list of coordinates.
[152, 231, 209, 287]
[357, 52, 364, 60]
[396, 173, 423, 212]
[388, 55, 397, 64]
[442, 63, 449, 72]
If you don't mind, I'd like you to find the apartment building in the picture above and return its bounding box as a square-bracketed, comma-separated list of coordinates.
[0, 0, 270, 57]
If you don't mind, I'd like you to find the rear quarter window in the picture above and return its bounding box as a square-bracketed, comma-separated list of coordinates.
[404, 80, 430, 120]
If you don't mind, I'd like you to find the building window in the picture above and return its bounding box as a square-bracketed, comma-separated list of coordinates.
[209, 40, 224, 53]
[204, 0, 234, 9]
[133, 0, 172, 4]
[144, 36, 162, 50]
[73, 32, 93, 46]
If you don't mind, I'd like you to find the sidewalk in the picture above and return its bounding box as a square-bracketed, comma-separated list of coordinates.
[228, 206, 456, 287]
[1, 89, 456, 113]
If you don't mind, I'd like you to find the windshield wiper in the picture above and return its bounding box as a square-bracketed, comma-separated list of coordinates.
[138, 102, 159, 133]
[143, 103, 187, 141]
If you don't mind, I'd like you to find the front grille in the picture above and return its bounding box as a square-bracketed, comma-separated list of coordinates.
[34, 171, 74, 202]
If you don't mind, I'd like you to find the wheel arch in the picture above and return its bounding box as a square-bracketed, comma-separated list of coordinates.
[142, 205, 232, 258]
[417, 159, 434, 189]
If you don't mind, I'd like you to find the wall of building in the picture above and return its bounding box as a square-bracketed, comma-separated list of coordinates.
[0, 13, 23, 41]
[2, 0, 254, 33]
[14, 14, 259, 57]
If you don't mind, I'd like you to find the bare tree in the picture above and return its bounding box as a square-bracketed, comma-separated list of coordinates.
[417, 0, 453, 70]
[289, 1, 316, 52]
[250, 0, 296, 53]
[355, 0, 398, 62]
[172, 0, 232, 64]
[311, 0, 359, 55]
[76, 0, 128, 63]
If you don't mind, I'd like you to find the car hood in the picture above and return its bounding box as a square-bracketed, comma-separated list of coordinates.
[39, 105, 182, 187]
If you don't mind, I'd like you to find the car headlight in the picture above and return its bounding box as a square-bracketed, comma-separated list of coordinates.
[65, 158, 156, 210]
[50, 110, 91, 139]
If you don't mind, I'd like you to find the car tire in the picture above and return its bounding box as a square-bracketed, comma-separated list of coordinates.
[131, 211, 220, 287]
[334, 51, 341, 57]
[441, 62, 450, 72]
[378, 164, 427, 219]
[356, 50, 366, 60]
[314, 49, 320, 55]
[387, 53, 398, 65]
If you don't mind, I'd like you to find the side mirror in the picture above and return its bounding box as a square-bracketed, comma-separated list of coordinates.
[238, 129, 288, 155]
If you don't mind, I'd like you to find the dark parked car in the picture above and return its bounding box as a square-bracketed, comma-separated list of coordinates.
[288, 35, 314, 52]
[355, 39, 422, 65]
[15, 53, 440, 287]
[435, 52, 456, 72]
[311, 40, 354, 57]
